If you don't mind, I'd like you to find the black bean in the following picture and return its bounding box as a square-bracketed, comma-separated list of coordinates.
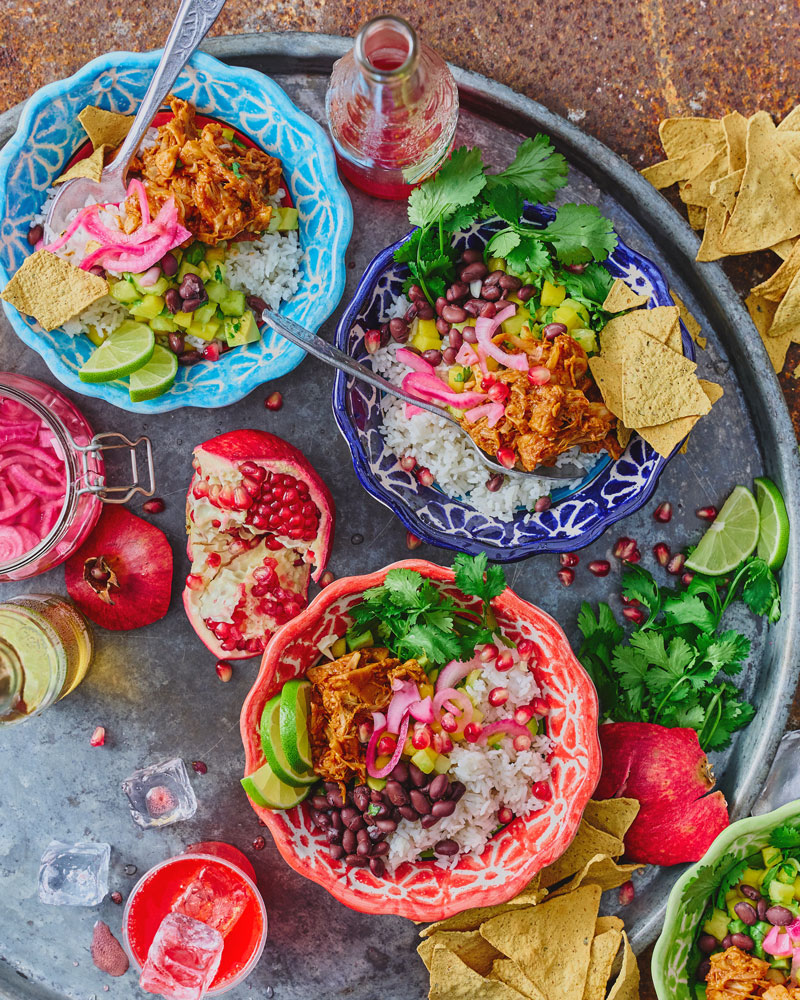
[324, 781, 339, 792]
[327, 827, 342, 845]
[327, 789, 345, 809]
[369, 857, 385, 876]
[446, 282, 469, 302]
[404, 304, 418, 324]
[696, 959, 711, 983]
[408, 284, 426, 302]
[353, 786, 369, 813]
[730, 933, 754, 952]
[462, 325, 477, 344]
[434, 296, 448, 316]
[89, 265, 106, 278]
[245, 294, 267, 316]
[766, 905, 794, 926]
[167, 332, 185, 355]
[386, 780, 409, 806]
[543, 322, 568, 341]
[486, 473, 505, 492]
[375, 817, 397, 833]
[448, 328, 463, 352]
[499, 274, 522, 291]
[379, 323, 391, 347]
[389, 318, 407, 340]
[410, 789, 431, 815]
[342, 829, 356, 854]
[757, 898, 768, 922]
[483, 270, 504, 287]
[434, 839, 459, 856]
[460, 261, 488, 282]
[722, 935, 733, 949]
[478, 301, 497, 318]
[449, 782, 466, 802]
[697, 934, 718, 954]
[461, 248, 484, 264]
[517, 285, 536, 303]
[177, 350, 202, 366]
[161, 252, 179, 277]
[409, 763, 427, 787]
[329, 844, 345, 861]
[370, 789, 383, 803]
[311, 810, 330, 829]
[181, 295, 204, 313]
[313, 794, 332, 811]
[442, 347, 458, 366]
[345, 854, 369, 867]
[733, 901, 757, 926]
[482, 284, 502, 302]
[416, 303, 435, 320]
[435, 317, 451, 336]
[563, 262, 587, 274]
[431, 799, 456, 819]
[165, 288, 183, 314]
[420, 814, 439, 829]
[329, 811, 343, 830]
[370, 841, 390, 857]
[347, 815, 366, 833]
[367, 826, 386, 842]
[398, 805, 420, 822]
[341, 806, 359, 825]
[422, 349, 442, 367]
[429, 774, 450, 801]
[27, 224, 44, 246]
[463, 298, 483, 317]
[739, 884, 760, 901]
[357, 840, 371, 857]
[390, 762, 409, 784]
[441, 304, 467, 324]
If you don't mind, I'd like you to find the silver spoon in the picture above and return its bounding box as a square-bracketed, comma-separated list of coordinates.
[263, 309, 590, 482]
[46, 0, 227, 239]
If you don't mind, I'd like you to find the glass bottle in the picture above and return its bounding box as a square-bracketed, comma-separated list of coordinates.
[326, 15, 459, 200]
[0, 594, 93, 725]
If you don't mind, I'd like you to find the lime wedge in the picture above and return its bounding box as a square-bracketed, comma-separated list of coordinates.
[686, 486, 760, 576]
[260, 695, 316, 787]
[79, 320, 154, 383]
[754, 476, 790, 570]
[280, 679, 313, 773]
[241, 759, 310, 810]
[128, 344, 178, 402]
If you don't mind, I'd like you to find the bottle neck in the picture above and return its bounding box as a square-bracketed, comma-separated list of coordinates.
[354, 15, 420, 85]
[0, 637, 23, 718]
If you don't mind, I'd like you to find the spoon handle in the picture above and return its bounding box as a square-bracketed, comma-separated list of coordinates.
[262, 309, 458, 424]
[108, 0, 227, 179]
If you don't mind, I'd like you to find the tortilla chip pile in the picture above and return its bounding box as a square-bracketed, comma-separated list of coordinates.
[0, 249, 108, 331]
[54, 105, 133, 186]
[418, 798, 642, 1000]
[641, 107, 800, 373]
[587, 302, 723, 457]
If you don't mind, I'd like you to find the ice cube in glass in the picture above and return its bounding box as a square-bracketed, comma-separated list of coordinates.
[140, 912, 223, 1000]
[172, 864, 248, 937]
[122, 757, 198, 829]
[38, 840, 111, 906]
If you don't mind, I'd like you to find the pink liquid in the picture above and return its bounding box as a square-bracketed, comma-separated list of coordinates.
[0, 395, 67, 564]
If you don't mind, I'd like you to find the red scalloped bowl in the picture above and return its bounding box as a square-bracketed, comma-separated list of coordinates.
[239, 559, 601, 921]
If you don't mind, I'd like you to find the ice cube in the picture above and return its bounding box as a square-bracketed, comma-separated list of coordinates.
[38, 840, 110, 906]
[172, 864, 248, 937]
[140, 912, 224, 1000]
[752, 730, 800, 815]
[122, 758, 198, 829]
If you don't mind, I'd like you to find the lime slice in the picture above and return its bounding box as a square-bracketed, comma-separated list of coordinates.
[241, 759, 309, 810]
[128, 344, 178, 402]
[754, 476, 790, 570]
[260, 695, 316, 787]
[685, 486, 760, 576]
[280, 679, 313, 773]
[79, 320, 154, 383]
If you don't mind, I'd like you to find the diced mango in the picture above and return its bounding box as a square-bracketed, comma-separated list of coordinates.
[561, 298, 591, 324]
[500, 307, 532, 336]
[540, 280, 566, 307]
[552, 304, 581, 332]
[419, 683, 435, 700]
[448, 365, 469, 392]
[375, 753, 392, 770]
[367, 776, 387, 791]
[129, 294, 165, 321]
[702, 908, 730, 941]
[411, 317, 442, 353]
[486, 256, 507, 272]
[411, 747, 438, 774]
[433, 754, 451, 774]
[85, 326, 105, 347]
[741, 867, 764, 889]
[173, 311, 192, 329]
[150, 315, 178, 333]
[763, 847, 783, 868]
[331, 637, 347, 657]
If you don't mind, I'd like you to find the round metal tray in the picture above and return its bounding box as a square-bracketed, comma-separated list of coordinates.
[1, 31, 798, 1000]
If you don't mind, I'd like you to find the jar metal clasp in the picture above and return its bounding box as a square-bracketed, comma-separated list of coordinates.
[74, 433, 156, 504]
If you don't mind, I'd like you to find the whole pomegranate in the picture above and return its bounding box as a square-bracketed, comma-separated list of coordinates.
[183, 430, 334, 660]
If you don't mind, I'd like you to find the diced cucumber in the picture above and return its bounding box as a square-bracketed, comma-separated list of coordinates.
[366, 776, 387, 791]
[763, 847, 783, 868]
[205, 246, 226, 265]
[219, 289, 246, 317]
[130, 295, 166, 321]
[150, 315, 178, 333]
[185, 242, 205, 265]
[277, 207, 299, 230]
[769, 881, 795, 905]
[347, 628, 374, 652]
[500, 308, 531, 336]
[129, 274, 169, 296]
[702, 908, 730, 941]
[197, 261, 212, 281]
[331, 637, 347, 658]
[194, 302, 217, 325]
[433, 754, 451, 774]
[178, 261, 202, 281]
[110, 278, 139, 303]
[411, 747, 438, 774]
[206, 280, 229, 304]
[572, 328, 599, 354]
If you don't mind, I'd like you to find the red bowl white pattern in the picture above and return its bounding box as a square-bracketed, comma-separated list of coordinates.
[239, 559, 601, 921]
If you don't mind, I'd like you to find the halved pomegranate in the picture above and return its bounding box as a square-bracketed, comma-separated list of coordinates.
[182, 430, 334, 660]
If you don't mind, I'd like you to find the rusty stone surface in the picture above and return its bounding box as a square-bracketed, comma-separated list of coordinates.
[2, 4, 800, 996]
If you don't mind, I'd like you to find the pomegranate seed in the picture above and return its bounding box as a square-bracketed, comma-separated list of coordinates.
[234, 487, 252, 510]
[531, 780, 552, 801]
[653, 501, 673, 523]
[480, 643, 498, 662]
[416, 466, 434, 487]
[110, 891, 123, 904]
[252, 836, 266, 851]
[203, 343, 221, 362]
[143, 497, 165, 514]
[412, 726, 431, 750]
[622, 606, 646, 625]
[406, 531, 422, 550]
[588, 559, 611, 577]
[488, 686, 509, 707]
[215, 660, 233, 682]
[613, 536, 641, 562]
[265, 391, 283, 411]
[364, 328, 382, 354]
[667, 553, 686, 575]
[619, 880, 635, 906]
[560, 552, 579, 567]
[696, 505, 717, 521]
[191, 760, 208, 774]
[185, 573, 203, 591]
[557, 568, 574, 586]
[517, 638, 535, 658]
[653, 542, 671, 567]
[377, 735, 396, 756]
[399, 454, 417, 471]
[438, 733, 454, 754]
[496, 650, 515, 671]
[513, 733, 532, 752]
[527, 365, 551, 386]
[487, 382, 510, 403]
[319, 570, 335, 587]
[89, 726, 105, 747]
[682, 571, 694, 586]
[534, 495, 552, 512]
[480, 376, 496, 391]
[497, 806, 514, 825]
[440, 711, 458, 733]
[496, 447, 517, 469]
[464, 722, 483, 743]
[207, 551, 221, 568]
[531, 697, 549, 717]
[358, 721, 372, 743]
[514, 705, 534, 725]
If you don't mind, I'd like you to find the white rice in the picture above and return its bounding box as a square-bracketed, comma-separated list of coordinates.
[385, 645, 553, 873]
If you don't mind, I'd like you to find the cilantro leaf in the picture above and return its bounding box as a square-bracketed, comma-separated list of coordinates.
[505, 235, 551, 276]
[483, 182, 524, 225]
[407, 147, 486, 228]
[539, 203, 618, 264]
[739, 559, 781, 622]
[557, 263, 615, 309]
[486, 135, 568, 204]
[454, 552, 506, 603]
[682, 855, 747, 911]
[621, 565, 661, 622]
[662, 593, 717, 634]
[699, 631, 751, 675]
[486, 229, 521, 259]
[771, 824, 800, 850]
[382, 569, 426, 607]
[398, 625, 462, 665]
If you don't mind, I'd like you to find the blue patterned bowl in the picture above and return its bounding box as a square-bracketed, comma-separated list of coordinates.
[332, 209, 693, 561]
[0, 50, 352, 413]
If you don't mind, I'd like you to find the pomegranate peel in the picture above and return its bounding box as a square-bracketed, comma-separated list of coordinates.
[64, 507, 172, 630]
[622, 791, 729, 865]
[90, 921, 129, 977]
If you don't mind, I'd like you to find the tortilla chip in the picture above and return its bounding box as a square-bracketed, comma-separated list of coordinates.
[636, 379, 722, 457]
[670, 292, 706, 349]
[418, 930, 502, 976]
[78, 105, 133, 150]
[602, 278, 649, 313]
[0, 249, 108, 331]
[588, 356, 624, 417]
[709, 168, 744, 212]
[480, 885, 602, 1000]
[419, 890, 544, 938]
[582, 798, 640, 841]
[621, 335, 708, 428]
[659, 117, 724, 159]
[722, 110, 749, 172]
[53, 143, 109, 186]
[640, 143, 718, 189]
[793, 362, 800, 379]
[679, 144, 729, 208]
[489, 959, 548, 1000]
[596, 916, 625, 935]
[695, 198, 730, 262]
[745, 292, 789, 372]
[606, 932, 640, 1000]
[720, 111, 800, 253]
[616, 423, 633, 449]
[771, 237, 798, 260]
[582, 928, 623, 1000]
[549, 854, 643, 898]
[428, 946, 527, 1000]
[687, 204, 707, 230]
[539, 821, 624, 888]
[750, 240, 800, 303]
[778, 106, 800, 132]
[766, 267, 800, 342]
[600, 307, 682, 361]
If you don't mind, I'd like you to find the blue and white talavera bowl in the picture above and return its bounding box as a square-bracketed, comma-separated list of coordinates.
[332, 208, 694, 561]
[0, 49, 353, 413]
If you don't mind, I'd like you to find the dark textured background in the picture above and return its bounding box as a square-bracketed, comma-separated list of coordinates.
[2, 2, 799, 996]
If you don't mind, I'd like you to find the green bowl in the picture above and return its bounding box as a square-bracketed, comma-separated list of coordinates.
[652, 798, 800, 998]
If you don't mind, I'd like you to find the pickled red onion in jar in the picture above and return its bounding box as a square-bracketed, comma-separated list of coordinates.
[0, 394, 66, 563]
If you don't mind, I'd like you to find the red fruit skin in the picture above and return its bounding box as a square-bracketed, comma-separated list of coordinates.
[623, 791, 729, 865]
[595, 722, 714, 805]
[64, 507, 173, 631]
[91, 920, 129, 977]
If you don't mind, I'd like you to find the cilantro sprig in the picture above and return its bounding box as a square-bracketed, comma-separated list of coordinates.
[395, 137, 618, 304]
[346, 553, 507, 668]
[577, 556, 780, 751]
